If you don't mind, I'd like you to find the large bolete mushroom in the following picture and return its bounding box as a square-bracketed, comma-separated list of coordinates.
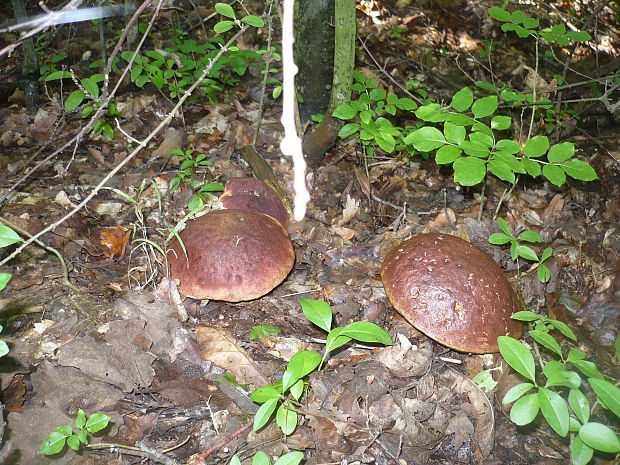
[220, 178, 289, 229]
[168, 209, 294, 302]
[381, 233, 522, 353]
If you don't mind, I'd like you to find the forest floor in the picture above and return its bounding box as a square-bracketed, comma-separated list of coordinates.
[0, 0, 618, 464]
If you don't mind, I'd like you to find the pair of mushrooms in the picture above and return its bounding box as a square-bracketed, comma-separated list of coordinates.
[168, 179, 522, 353]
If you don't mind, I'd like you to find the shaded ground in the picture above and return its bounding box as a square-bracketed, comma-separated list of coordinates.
[0, 0, 619, 464]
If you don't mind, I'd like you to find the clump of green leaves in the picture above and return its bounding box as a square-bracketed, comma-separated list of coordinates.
[0, 224, 22, 356]
[499, 313, 620, 465]
[251, 299, 392, 435]
[489, 218, 553, 283]
[404, 87, 598, 187]
[40, 409, 111, 455]
[42, 71, 125, 139]
[168, 149, 224, 211]
[230, 451, 303, 465]
[333, 70, 417, 156]
[250, 324, 281, 339]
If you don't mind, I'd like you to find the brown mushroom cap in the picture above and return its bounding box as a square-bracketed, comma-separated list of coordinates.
[381, 233, 522, 353]
[168, 209, 294, 302]
[220, 178, 289, 229]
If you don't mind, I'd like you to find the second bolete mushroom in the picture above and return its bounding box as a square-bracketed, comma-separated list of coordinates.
[381, 233, 522, 353]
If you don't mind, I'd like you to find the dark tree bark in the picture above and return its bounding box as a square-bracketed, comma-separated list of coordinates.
[10, 0, 39, 107]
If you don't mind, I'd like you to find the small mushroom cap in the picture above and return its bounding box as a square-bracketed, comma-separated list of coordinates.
[168, 209, 294, 302]
[220, 177, 289, 229]
[381, 233, 522, 353]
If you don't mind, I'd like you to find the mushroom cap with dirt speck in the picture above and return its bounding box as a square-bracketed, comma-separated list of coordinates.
[381, 233, 522, 353]
[168, 209, 294, 302]
[220, 177, 289, 229]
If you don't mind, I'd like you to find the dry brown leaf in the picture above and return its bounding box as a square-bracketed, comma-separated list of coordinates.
[152, 127, 183, 157]
[99, 226, 131, 258]
[196, 326, 270, 388]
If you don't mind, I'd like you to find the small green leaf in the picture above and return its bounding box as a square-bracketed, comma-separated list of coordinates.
[253, 397, 279, 431]
[404, 126, 446, 151]
[540, 247, 553, 262]
[451, 87, 474, 112]
[488, 7, 512, 22]
[241, 15, 264, 27]
[543, 164, 567, 187]
[511, 311, 541, 322]
[396, 97, 417, 110]
[64, 90, 85, 110]
[561, 160, 598, 181]
[588, 378, 620, 418]
[495, 139, 521, 154]
[498, 336, 536, 382]
[523, 17, 539, 29]
[547, 319, 576, 341]
[338, 321, 393, 345]
[510, 10, 526, 24]
[538, 387, 569, 437]
[459, 140, 490, 158]
[471, 370, 497, 391]
[282, 350, 322, 392]
[77, 428, 88, 445]
[252, 451, 270, 465]
[75, 410, 86, 429]
[0, 340, 8, 357]
[0, 225, 22, 248]
[453, 156, 486, 186]
[569, 388, 590, 424]
[338, 122, 360, 138]
[566, 30, 592, 42]
[571, 436, 593, 465]
[276, 401, 297, 435]
[230, 455, 242, 465]
[85, 413, 111, 433]
[491, 115, 511, 130]
[435, 145, 462, 164]
[544, 370, 581, 389]
[524, 136, 549, 158]
[215, 3, 236, 19]
[300, 299, 332, 332]
[567, 348, 586, 362]
[369, 88, 386, 101]
[273, 451, 304, 465]
[510, 393, 540, 425]
[497, 217, 513, 235]
[579, 422, 620, 453]
[503, 382, 534, 404]
[523, 158, 541, 177]
[529, 330, 563, 357]
[471, 95, 498, 118]
[40, 432, 68, 455]
[214, 20, 235, 33]
[516, 230, 543, 243]
[289, 379, 304, 401]
[415, 103, 446, 122]
[251, 385, 281, 403]
[514, 245, 539, 261]
[488, 159, 515, 183]
[443, 121, 466, 145]
[616, 334, 620, 360]
[67, 435, 81, 451]
[333, 104, 358, 120]
[547, 142, 574, 163]
[572, 360, 604, 380]
[80, 77, 99, 99]
[249, 325, 280, 339]
[537, 264, 551, 283]
[55, 425, 72, 436]
[488, 232, 513, 245]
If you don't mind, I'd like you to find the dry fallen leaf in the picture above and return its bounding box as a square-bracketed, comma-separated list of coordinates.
[196, 325, 270, 388]
[99, 225, 131, 258]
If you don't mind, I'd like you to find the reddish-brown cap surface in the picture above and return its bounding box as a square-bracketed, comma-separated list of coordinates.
[381, 233, 522, 353]
[220, 178, 289, 229]
[168, 209, 294, 302]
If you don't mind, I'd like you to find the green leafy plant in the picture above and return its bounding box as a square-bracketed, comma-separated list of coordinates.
[333, 70, 417, 156]
[43, 70, 125, 139]
[40, 409, 111, 455]
[0, 224, 22, 356]
[168, 149, 224, 211]
[499, 312, 620, 465]
[489, 218, 553, 283]
[250, 324, 281, 339]
[404, 87, 598, 187]
[230, 450, 303, 465]
[251, 299, 392, 435]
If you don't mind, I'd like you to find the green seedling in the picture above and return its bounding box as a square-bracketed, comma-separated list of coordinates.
[40, 409, 111, 455]
[251, 299, 392, 436]
[168, 149, 224, 211]
[499, 311, 619, 465]
[250, 325, 281, 339]
[488, 218, 553, 283]
[230, 450, 303, 465]
[333, 70, 417, 156]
